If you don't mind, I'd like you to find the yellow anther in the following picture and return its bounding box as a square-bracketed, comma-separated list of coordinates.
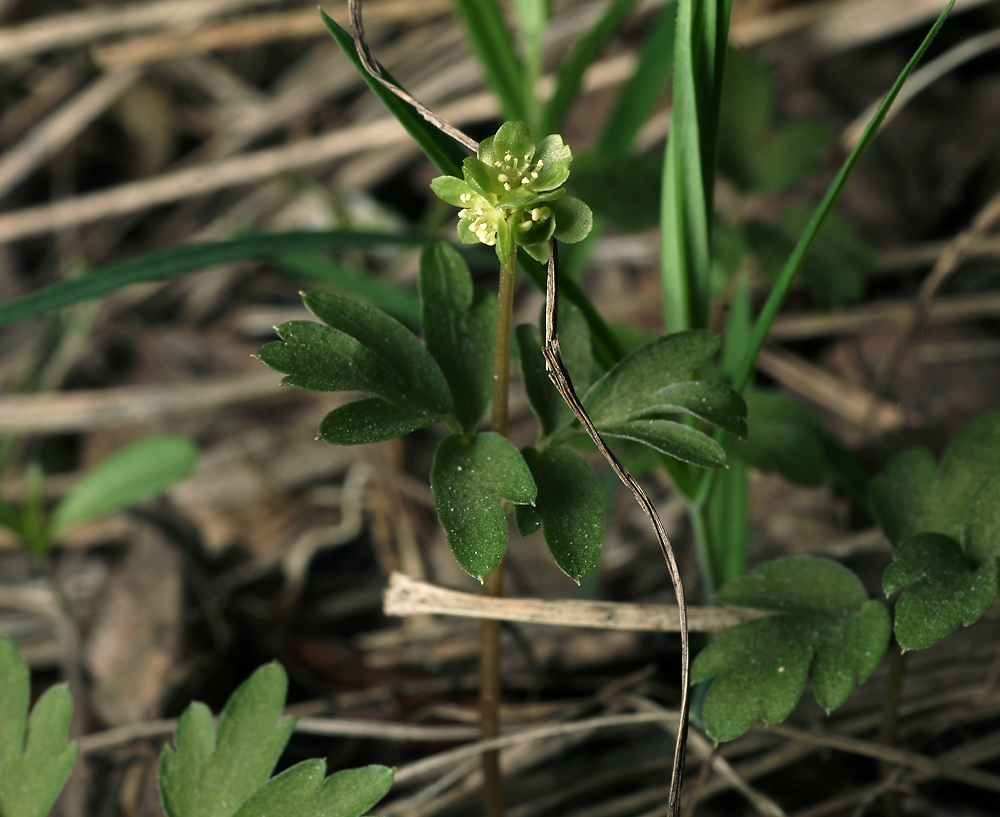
[497, 173, 508, 183]
[524, 153, 531, 161]
[504, 153, 512, 161]
[531, 208, 542, 221]
[536, 159, 544, 168]
[517, 220, 532, 232]
[531, 171, 538, 179]
[521, 177, 529, 185]
[503, 183, 511, 191]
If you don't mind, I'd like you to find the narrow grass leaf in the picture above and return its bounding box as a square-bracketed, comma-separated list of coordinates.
[731, 1, 956, 391]
[451, 0, 526, 123]
[159, 663, 295, 817]
[321, 11, 468, 175]
[0, 231, 427, 327]
[541, 0, 639, 135]
[49, 434, 199, 538]
[0, 638, 78, 817]
[431, 432, 537, 580]
[599, 1, 677, 155]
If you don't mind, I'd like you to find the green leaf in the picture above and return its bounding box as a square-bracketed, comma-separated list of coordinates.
[598, 419, 727, 468]
[731, 1, 956, 391]
[419, 243, 496, 432]
[717, 47, 774, 191]
[731, 391, 828, 486]
[963, 472, 1000, 566]
[516, 304, 591, 441]
[320, 12, 467, 176]
[692, 557, 890, 741]
[883, 533, 998, 651]
[598, 1, 676, 156]
[318, 398, 445, 445]
[550, 196, 593, 244]
[451, 0, 527, 123]
[633, 381, 747, 439]
[541, 0, 640, 135]
[273, 254, 421, 331]
[232, 761, 393, 817]
[159, 663, 295, 817]
[49, 434, 199, 538]
[258, 295, 452, 415]
[0, 638, 78, 817]
[583, 331, 721, 424]
[870, 411, 1000, 551]
[430, 432, 537, 580]
[0, 231, 427, 328]
[516, 447, 604, 582]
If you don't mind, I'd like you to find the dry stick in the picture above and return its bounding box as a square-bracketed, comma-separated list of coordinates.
[866, 186, 1000, 417]
[541, 246, 690, 817]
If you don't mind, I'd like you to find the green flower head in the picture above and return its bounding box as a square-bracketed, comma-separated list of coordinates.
[431, 122, 593, 264]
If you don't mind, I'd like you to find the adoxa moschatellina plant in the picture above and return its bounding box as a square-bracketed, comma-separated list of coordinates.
[430, 121, 593, 263]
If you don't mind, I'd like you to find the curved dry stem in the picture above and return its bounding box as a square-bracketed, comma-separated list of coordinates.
[542, 245, 690, 817]
[347, 0, 479, 153]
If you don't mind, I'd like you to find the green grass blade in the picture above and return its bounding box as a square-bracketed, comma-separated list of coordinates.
[513, 0, 548, 134]
[541, 0, 640, 136]
[598, 0, 677, 156]
[660, 0, 732, 333]
[0, 231, 426, 326]
[321, 11, 468, 176]
[274, 253, 421, 329]
[452, 0, 527, 124]
[731, 0, 955, 392]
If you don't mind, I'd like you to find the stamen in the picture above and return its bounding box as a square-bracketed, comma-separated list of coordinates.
[503, 183, 511, 191]
[531, 208, 542, 221]
[497, 173, 508, 183]
[504, 153, 512, 161]
[517, 220, 532, 232]
[523, 153, 531, 161]
[521, 177, 529, 185]
[531, 171, 538, 179]
[536, 159, 544, 168]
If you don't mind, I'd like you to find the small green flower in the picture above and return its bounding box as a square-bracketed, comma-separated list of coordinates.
[431, 122, 593, 264]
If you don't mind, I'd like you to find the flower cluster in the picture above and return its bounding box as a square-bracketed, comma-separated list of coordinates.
[431, 122, 592, 264]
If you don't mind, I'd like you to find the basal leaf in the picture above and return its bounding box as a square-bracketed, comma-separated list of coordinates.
[632, 381, 747, 438]
[232, 761, 393, 817]
[583, 331, 720, 425]
[516, 303, 591, 441]
[870, 411, 1000, 551]
[963, 472, 1000, 566]
[692, 557, 890, 741]
[303, 291, 452, 414]
[0, 638, 78, 817]
[517, 447, 604, 582]
[159, 663, 295, 817]
[419, 243, 496, 432]
[317, 398, 445, 446]
[597, 419, 727, 468]
[430, 433, 537, 581]
[49, 434, 199, 538]
[883, 532, 998, 651]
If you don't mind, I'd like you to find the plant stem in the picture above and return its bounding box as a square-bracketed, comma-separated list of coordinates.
[879, 640, 907, 817]
[480, 249, 517, 817]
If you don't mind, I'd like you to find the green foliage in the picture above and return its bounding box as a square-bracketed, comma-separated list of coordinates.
[692, 557, 890, 741]
[883, 533, 998, 651]
[516, 446, 605, 582]
[430, 433, 537, 580]
[870, 412, 1000, 649]
[431, 121, 592, 263]
[49, 434, 199, 538]
[160, 662, 393, 817]
[0, 638, 78, 817]
[731, 392, 827, 487]
[419, 244, 496, 432]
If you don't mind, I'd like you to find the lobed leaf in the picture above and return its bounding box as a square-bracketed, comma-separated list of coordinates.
[692, 557, 890, 741]
[598, 419, 727, 469]
[516, 446, 604, 582]
[159, 663, 296, 817]
[232, 761, 393, 817]
[0, 638, 78, 817]
[49, 434, 199, 538]
[431, 433, 537, 580]
[632, 381, 747, 439]
[883, 532, 998, 651]
[419, 243, 496, 432]
[318, 398, 445, 446]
